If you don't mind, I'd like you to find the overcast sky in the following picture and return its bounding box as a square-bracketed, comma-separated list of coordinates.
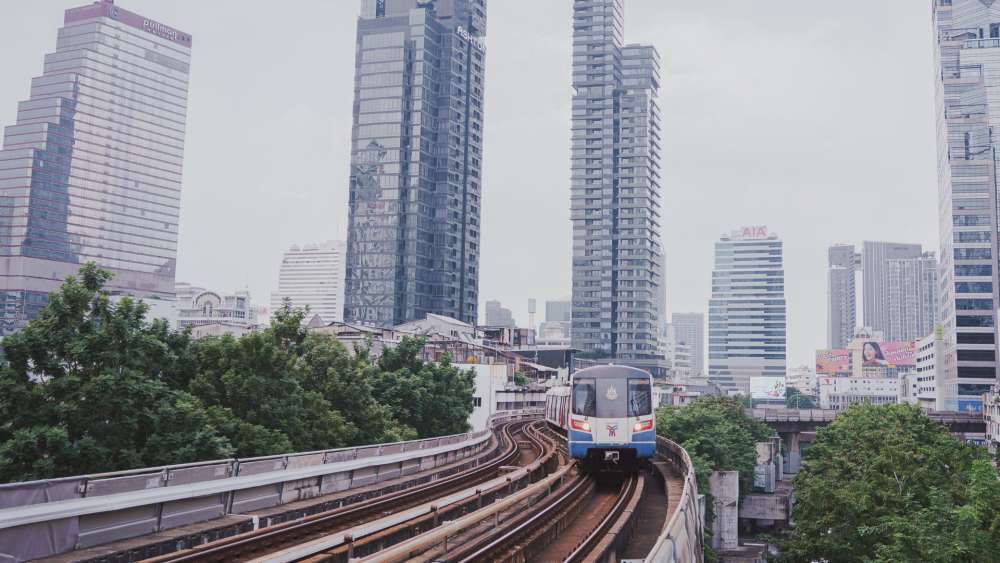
[0, 1, 938, 367]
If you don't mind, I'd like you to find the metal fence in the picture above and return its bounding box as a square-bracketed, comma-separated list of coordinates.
[646, 436, 705, 563]
[0, 409, 542, 562]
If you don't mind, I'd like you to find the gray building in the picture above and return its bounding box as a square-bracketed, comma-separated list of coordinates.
[708, 227, 787, 395]
[885, 251, 938, 342]
[932, 0, 1000, 412]
[0, 0, 192, 334]
[484, 299, 514, 327]
[546, 298, 572, 323]
[671, 312, 705, 376]
[827, 244, 860, 349]
[344, 0, 487, 327]
[569, 0, 665, 363]
[862, 241, 923, 336]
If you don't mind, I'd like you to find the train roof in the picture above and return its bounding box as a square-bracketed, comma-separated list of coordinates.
[571, 365, 652, 379]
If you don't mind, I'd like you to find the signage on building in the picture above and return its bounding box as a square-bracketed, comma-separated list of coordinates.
[729, 225, 769, 240]
[750, 376, 786, 400]
[456, 26, 487, 53]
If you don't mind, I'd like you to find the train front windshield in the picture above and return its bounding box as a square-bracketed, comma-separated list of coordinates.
[628, 378, 652, 417]
[572, 378, 597, 416]
[573, 376, 652, 418]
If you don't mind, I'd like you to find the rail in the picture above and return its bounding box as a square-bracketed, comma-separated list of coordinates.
[0, 409, 542, 562]
[646, 436, 705, 562]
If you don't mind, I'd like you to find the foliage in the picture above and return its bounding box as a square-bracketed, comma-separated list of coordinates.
[657, 395, 773, 496]
[784, 386, 816, 409]
[0, 264, 476, 482]
[781, 403, 1000, 562]
[513, 371, 529, 387]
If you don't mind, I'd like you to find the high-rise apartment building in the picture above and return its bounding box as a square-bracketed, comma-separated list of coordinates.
[343, 0, 487, 328]
[546, 298, 572, 323]
[933, 0, 1000, 411]
[271, 241, 346, 324]
[827, 244, 859, 349]
[862, 241, 922, 333]
[0, 0, 192, 334]
[484, 299, 514, 327]
[708, 226, 787, 394]
[671, 312, 705, 376]
[885, 251, 938, 342]
[569, 0, 665, 364]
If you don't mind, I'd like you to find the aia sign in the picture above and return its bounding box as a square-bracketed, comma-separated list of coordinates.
[606, 423, 618, 437]
[740, 225, 768, 239]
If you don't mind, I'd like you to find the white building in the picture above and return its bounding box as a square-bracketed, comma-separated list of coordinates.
[176, 282, 258, 338]
[818, 376, 901, 411]
[395, 313, 477, 342]
[671, 313, 706, 376]
[786, 365, 818, 397]
[984, 385, 999, 458]
[708, 226, 787, 395]
[271, 241, 346, 324]
[914, 330, 945, 411]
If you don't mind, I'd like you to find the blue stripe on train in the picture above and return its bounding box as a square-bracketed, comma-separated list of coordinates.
[568, 441, 657, 459]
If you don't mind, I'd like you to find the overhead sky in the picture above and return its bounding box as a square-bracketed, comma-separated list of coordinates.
[0, 1, 938, 367]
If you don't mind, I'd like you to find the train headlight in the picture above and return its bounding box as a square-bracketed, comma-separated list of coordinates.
[633, 419, 654, 432]
[570, 418, 591, 432]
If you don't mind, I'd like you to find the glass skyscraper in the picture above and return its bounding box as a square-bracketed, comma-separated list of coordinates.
[344, 0, 487, 327]
[0, 0, 191, 334]
[933, 0, 1000, 412]
[569, 0, 665, 365]
[708, 227, 787, 395]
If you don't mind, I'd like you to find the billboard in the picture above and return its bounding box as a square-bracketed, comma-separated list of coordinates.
[859, 340, 915, 368]
[750, 376, 786, 400]
[816, 349, 850, 374]
[817, 341, 916, 374]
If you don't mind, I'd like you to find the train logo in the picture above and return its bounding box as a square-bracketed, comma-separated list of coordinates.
[606, 385, 618, 401]
[606, 423, 618, 437]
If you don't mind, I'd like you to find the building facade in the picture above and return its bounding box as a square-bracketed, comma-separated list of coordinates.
[932, 0, 1000, 412]
[786, 364, 818, 397]
[271, 241, 346, 324]
[176, 282, 258, 338]
[671, 312, 705, 376]
[819, 376, 901, 411]
[915, 330, 944, 411]
[708, 226, 787, 395]
[0, 0, 192, 334]
[344, 0, 487, 327]
[484, 299, 514, 327]
[569, 0, 665, 363]
[827, 244, 859, 349]
[885, 251, 938, 342]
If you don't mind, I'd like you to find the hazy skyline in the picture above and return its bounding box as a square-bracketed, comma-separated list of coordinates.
[0, 1, 938, 367]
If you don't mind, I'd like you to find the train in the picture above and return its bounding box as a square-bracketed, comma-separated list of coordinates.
[545, 365, 655, 471]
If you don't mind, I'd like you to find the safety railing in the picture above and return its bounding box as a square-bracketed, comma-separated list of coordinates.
[646, 436, 704, 562]
[0, 408, 542, 562]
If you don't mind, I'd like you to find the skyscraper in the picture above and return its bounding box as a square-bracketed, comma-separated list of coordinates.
[569, 0, 665, 365]
[885, 251, 938, 342]
[484, 299, 515, 327]
[862, 241, 923, 334]
[0, 0, 192, 334]
[343, 0, 487, 328]
[827, 244, 859, 349]
[708, 226, 787, 395]
[271, 241, 347, 324]
[671, 312, 705, 376]
[932, 0, 1000, 411]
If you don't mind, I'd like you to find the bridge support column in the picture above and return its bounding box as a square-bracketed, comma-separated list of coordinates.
[781, 432, 801, 475]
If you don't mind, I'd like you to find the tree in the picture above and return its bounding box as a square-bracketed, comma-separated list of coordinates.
[784, 386, 816, 409]
[373, 337, 476, 438]
[782, 404, 1000, 562]
[656, 395, 773, 497]
[0, 264, 236, 481]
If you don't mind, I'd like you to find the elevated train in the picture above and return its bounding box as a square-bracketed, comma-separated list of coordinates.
[545, 365, 655, 470]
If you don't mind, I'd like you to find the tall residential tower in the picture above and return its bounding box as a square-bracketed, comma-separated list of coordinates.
[933, 0, 1000, 411]
[0, 0, 192, 333]
[344, 0, 487, 327]
[671, 312, 705, 376]
[569, 0, 665, 367]
[708, 227, 787, 395]
[827, 244, 859, 349]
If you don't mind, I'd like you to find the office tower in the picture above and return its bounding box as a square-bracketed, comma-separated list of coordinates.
[484, 299, 514, 327]
[546, 298, 572, 323]
[827, 244, 859, 349]
[885, 251, 938, 342]
[527, 298, 536, 330]
[862, 241, 923, 334]
[671, 312, 705, 376]
[343, 0, 487, 328]
[0, 1, 192, 334]
[569, 0, 665, 363]
[933, 0, 1000, 412]
[271, 241, 347, 324]
[708, 226, 787, 394]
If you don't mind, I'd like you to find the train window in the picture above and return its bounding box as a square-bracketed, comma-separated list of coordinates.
[628, 378, 652, 417]
[572, 378, 597, 416]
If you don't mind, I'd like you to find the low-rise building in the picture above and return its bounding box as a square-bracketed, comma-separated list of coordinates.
[914, 331, 943, 411]
[819, 376, 901, 410]
[176, 283, 258, 338]
[786, 365, 818, 396]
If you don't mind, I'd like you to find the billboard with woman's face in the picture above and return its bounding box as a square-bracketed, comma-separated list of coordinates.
[860, 341, 916, 367]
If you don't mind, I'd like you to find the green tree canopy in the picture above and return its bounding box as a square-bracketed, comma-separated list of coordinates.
[784, 386, 816, 409]
[782, 403, 1000, 562]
